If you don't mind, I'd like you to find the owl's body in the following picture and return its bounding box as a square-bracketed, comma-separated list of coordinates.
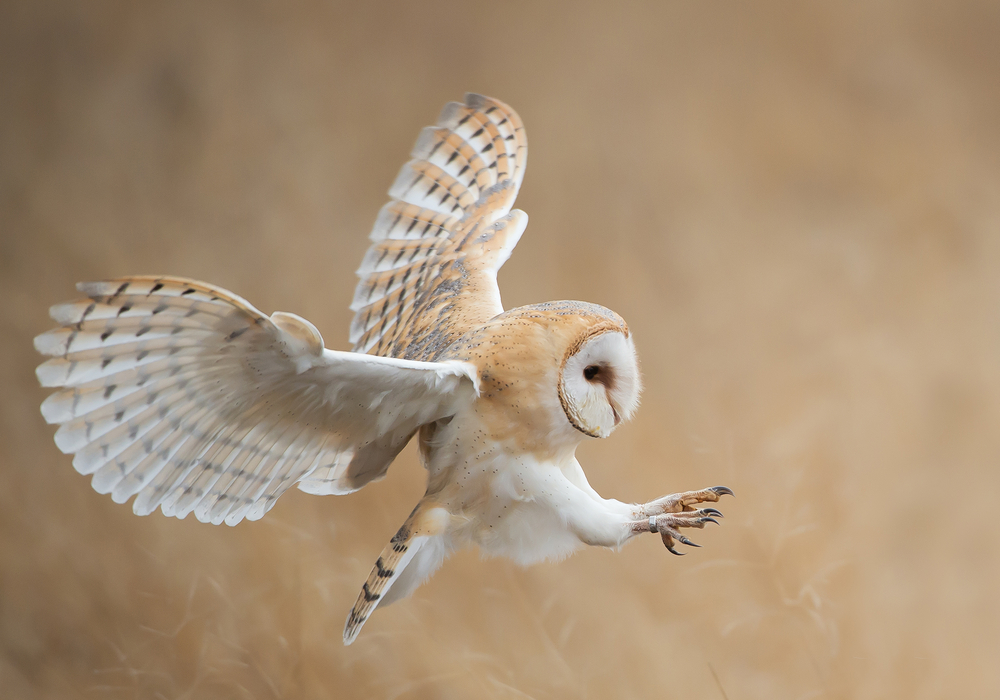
[35, 95, 731, 644]
[380, 304, 638, 590]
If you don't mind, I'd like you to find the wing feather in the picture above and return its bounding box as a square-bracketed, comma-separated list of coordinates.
[351, 94, 529, 361]
[36, 276, 478, 525]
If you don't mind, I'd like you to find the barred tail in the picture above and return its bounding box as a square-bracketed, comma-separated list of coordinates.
[343, 502, 448, 645]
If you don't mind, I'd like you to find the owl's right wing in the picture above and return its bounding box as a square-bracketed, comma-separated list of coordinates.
[35, 277, 478, 526]
[350, 93, 528, 361]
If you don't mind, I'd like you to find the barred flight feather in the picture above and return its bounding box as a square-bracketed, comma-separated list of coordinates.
[351, 93, 528, 361]
[36, 276, 478, 524]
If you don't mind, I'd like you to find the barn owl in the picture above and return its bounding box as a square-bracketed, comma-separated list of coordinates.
[34, 94, 732, 644]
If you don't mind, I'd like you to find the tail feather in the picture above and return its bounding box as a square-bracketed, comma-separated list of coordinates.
[343, 503, 449, 645]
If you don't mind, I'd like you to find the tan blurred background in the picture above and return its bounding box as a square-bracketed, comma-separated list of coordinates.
[2, 1, 999, 698]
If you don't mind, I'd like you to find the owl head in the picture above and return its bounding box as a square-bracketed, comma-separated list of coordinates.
[457, 301, 642, 448]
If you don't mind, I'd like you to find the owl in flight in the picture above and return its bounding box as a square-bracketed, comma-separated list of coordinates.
[35, 94, 732, 644]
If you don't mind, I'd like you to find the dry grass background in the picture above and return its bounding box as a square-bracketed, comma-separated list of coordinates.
[2, 1, 999, 698]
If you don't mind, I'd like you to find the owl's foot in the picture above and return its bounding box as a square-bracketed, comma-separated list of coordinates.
[636, 486, 733, 555]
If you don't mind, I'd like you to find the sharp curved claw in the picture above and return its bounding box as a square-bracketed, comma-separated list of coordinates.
[702, 508, 723, 517]
[679, 536, 701, 547]
[700, 517, 720, 526]
[711, 486, 735, 497]
[666, 544, 686, 556]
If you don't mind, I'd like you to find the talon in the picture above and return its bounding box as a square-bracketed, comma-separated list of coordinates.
[700, 517, 719, 525]
[711, 486, 734, 497]
[661, 530, 685, 554]
[702, 508, 723, 517]
[679, 536, 700, 547]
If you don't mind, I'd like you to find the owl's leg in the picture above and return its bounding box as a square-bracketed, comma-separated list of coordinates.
[551, 467, 731, 553]
[634, 486, 734, 555]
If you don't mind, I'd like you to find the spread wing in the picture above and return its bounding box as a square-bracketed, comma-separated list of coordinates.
[35, 277, 478, 525]
[350, 93, 528, 360]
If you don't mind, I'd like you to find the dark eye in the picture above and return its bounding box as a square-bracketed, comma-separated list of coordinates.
[583, 365, 600, 381]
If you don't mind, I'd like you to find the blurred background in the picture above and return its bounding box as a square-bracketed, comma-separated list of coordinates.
[2, 1, 999, 698]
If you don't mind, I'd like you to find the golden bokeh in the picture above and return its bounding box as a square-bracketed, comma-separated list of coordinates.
[2, 1, 998, 697]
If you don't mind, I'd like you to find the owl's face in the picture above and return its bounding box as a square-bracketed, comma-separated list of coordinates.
[455, 301, 642, 451]
[558, 328, 641, 439]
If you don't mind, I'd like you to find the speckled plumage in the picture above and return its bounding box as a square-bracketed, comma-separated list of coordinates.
[34, 94, 731, 646]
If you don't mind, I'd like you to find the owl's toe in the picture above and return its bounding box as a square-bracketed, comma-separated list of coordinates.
[646, 510, 725, 554]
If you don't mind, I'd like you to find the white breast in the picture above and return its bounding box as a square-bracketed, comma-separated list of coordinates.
[424, 414, 587, 565]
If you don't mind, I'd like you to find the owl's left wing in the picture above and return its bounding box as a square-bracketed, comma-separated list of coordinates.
[35, 276, 478, 525]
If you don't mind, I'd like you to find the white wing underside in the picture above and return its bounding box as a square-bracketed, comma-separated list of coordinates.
[35, 277, 478, 525]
